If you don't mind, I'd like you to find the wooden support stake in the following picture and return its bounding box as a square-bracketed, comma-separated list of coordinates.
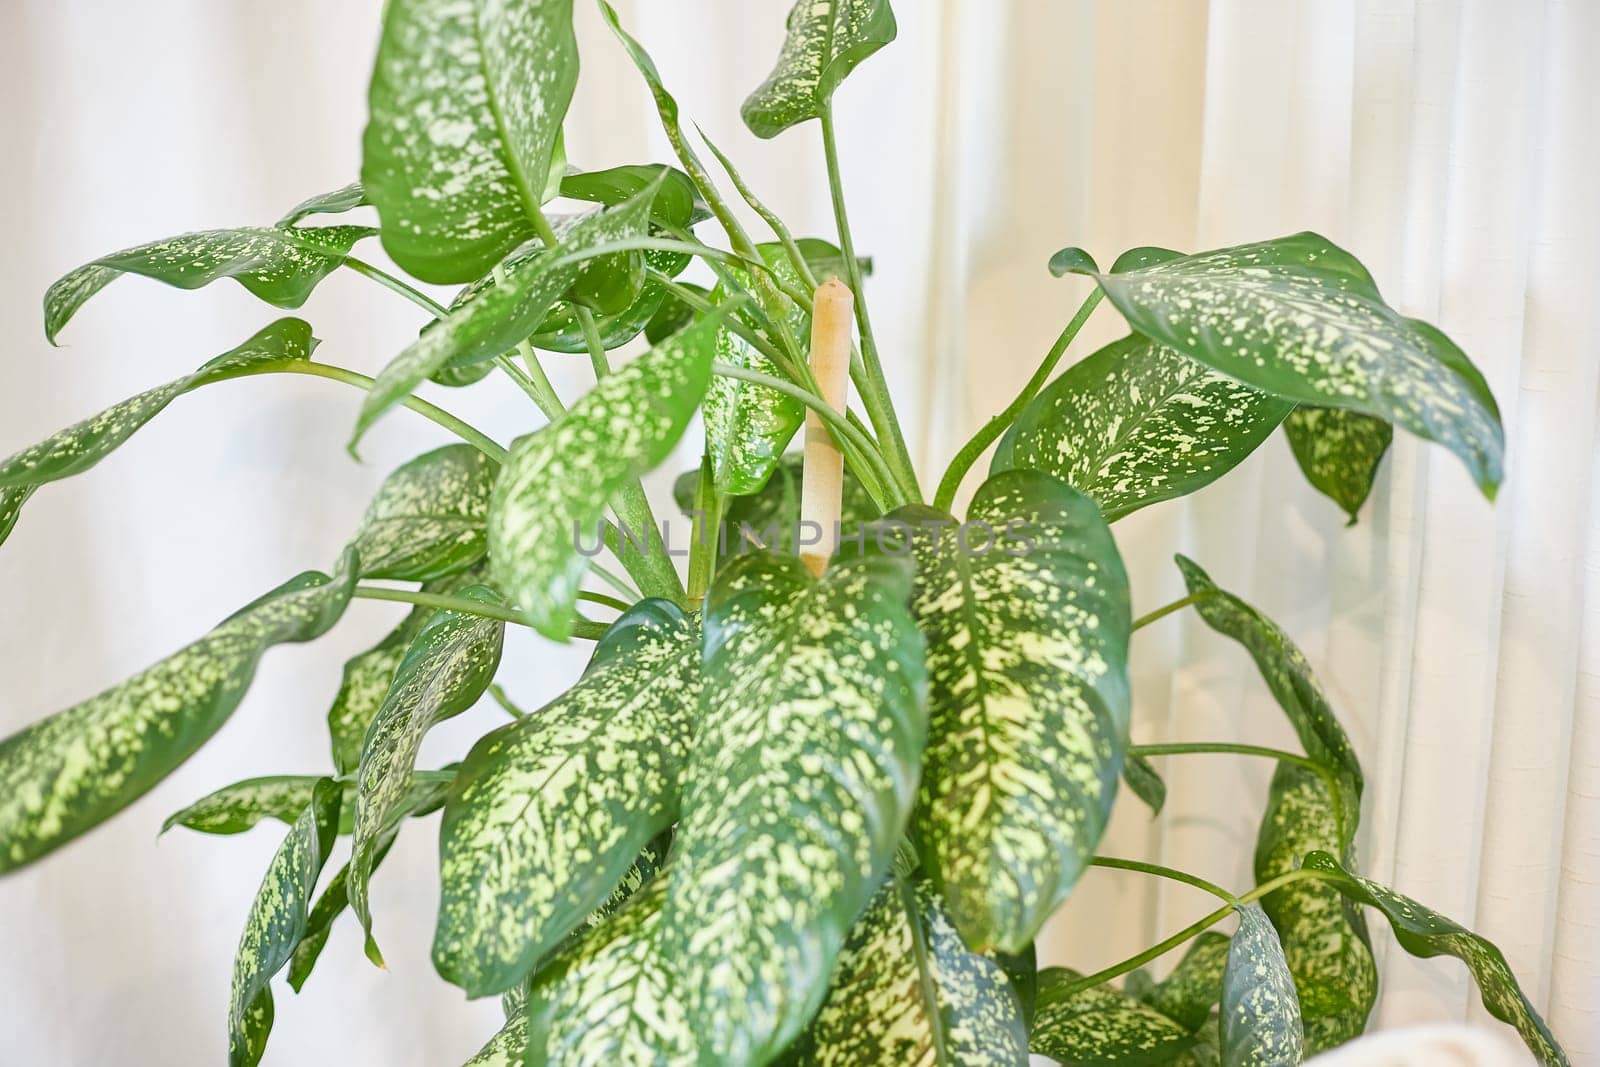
[800, 278, 855, 576]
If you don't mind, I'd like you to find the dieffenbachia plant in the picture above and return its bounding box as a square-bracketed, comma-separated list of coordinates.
[0, 2, 1563, 1065]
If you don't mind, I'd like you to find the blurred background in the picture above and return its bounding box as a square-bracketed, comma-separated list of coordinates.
[1, 0, 1597, 1062]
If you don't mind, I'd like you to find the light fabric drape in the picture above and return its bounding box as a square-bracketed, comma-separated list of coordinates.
[0, 1, 1595, 1063]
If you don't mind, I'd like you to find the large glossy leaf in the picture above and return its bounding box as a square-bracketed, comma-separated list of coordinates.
[558, 165, 708, 231]
[784, 866, 1029, 1066]
[487, 313, 716, 640]
[520, 554, 927, 1064]
[673, 451, 879, 562]
[0, 552, 356, 873]
[1175, 555, 1374, 1051]
[349, 586, 505, 957]
[1055, 235, 1502, 496]
[227, 778, 340, 1067]
[352, 186, 658, 447]
[528, 282, 668, 354]
[44, 228, 370, 343]
[1282, 407, 1392, 523]
[363, 0, 576, 283]
[0, 319, 316, 493]
[433, 600, 698, 996]
[286, 771, 454, 991]
[664, 552, 927, 1063]
[1031, 968, 1198, 1066]
[741, 0, 898, 138]
[1131, 932, 1229, 1031]
[1302, 852, 1569, 1067]
[992, 335, 1293, 521]
[868, 470, 1131, 953]
[1219, 904, 1303, 1067]
[704, 242, 816, 495]
[349, 444, 497, 581]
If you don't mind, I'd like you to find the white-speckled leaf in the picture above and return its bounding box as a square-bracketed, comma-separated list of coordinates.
[1220, 905, 1303, 1067]
[1030, 967, 1198, 1065]
[0, 552, 357, 873]
[870, 470, 1131, 953]
[433, 600, 698, 996]
[44, 227, 371, 343]
[1058, 235, 1502, 496]
[0, 319, 316, 491]
[661, 552, 927, 1064]
[227, 777, 340, 1067]
[0, 485, 33, 548]
[487, 312, 715, 640]
[286, 770, 454, 991]
[350, 444, 497, 580]
[703, 242, 822, 496]
[1283, 407, 1392, 523]
[161, 776, 322, 836]
[347, 586, 504, 954]
[992, 335, 1293, 521]
[742, 0, 897, 138]
[1302, 852, 1569, 1067]
[275, 183, 368, 227]
[785, 869, 1029, 1066]
[353, 187, 658, 447]
[1133, 932, 1229, 1031]
[363, 0, 576, 283]
[673, 451, 879, 562]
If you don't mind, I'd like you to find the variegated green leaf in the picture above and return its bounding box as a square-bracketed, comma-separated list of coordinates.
[704, 242, 822, 496]
[1122, 754, 1167, 817]
[286, 770, 454, 991]
[1283, 407, 1392, 523]
[664, 552, 927, 1063]
[0, 552, 357, 873]
[520, 555, 927, 1065]
[1253, 765, 1376, 1053]
[674, 451, 879, 561]
[227, 777, 340, 1067]
[1055, 235, 1502, 496]
[1302, 852, 1570, 1067]
[353, 186, 658, 447]
[161, 775, 322, 836]
[487, 313, 716, 640]
[0, 318, 317, 492]
[741, 0, 898, 139]
[363, 0, 576, 283]
[349, 444, 497, 581]
[44, 227, 369, 343]
[433, 600, 698, 996]
[992, 335, 1293, 521]
[348, 587, 504, 956]
[1176, 555, 1373, 1051]
[0, 485, 33, 549]
[275, 182, 368, 227]
[1219, 904, 1303, 1067]
[1030, 967, 1198, 1066]
[868, 470, 1131, 953]
[325, 568, 486, 776]
[784, 868, 1029, 1066]
[1133, 932, 1229, 1031]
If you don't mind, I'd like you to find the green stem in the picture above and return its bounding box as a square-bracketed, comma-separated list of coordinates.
[200, 360, 505, 463]
[698, 131, 821, 293]
[1089, 857, 1238, 904]
[343, 258, 449, 318]
[577, 589, 633, 613]
[1131, 591, 1214, 632]
[1061, 866, 1337, 996]
[685, 454, 723, 605]
[588, 561, 641, 601]
[1130, 742, 1324, 776]
[352, 584, 607, 640]
[933, 289, 1103, 512]
[575, 305, 611, 380]
[820, 103, 921, 504]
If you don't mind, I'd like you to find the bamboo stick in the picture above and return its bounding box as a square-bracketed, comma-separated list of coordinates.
[800, 278, 855, 576]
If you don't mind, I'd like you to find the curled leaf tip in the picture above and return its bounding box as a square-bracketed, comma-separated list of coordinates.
[1048, 247, 1098, 277]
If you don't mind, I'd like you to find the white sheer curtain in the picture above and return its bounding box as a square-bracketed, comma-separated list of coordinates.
[1, 1, 1595, 1063]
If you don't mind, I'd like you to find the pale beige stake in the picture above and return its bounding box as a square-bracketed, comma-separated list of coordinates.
[800, 278, 855, 577]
